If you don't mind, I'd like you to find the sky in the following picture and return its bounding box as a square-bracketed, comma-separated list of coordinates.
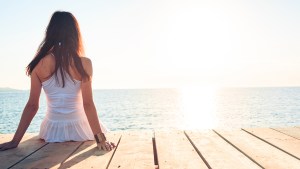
[0, 0, 300, 90]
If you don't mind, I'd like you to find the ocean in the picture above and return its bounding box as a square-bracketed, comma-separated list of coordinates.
[0, 87, 299, 134]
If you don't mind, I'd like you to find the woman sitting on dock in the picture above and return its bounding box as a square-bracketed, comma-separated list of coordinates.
[0, 11, 116, 151]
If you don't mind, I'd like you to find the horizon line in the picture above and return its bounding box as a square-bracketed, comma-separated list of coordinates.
[2, 85, 300, 91]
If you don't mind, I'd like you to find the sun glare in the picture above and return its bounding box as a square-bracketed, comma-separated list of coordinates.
[179, 86, 218, 130]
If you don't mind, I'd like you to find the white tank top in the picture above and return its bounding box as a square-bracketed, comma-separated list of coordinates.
[38, 69, 108, 142]
[42, 70, 84, 115]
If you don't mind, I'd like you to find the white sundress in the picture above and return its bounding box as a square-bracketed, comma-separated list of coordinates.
[39, 70, 109, 142]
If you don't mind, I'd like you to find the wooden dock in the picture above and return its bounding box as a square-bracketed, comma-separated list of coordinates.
[1, 127, 300, 169]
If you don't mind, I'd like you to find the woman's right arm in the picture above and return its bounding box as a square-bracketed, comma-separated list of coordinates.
[80, 58, 115, 151]
[0, 68, 41, 151]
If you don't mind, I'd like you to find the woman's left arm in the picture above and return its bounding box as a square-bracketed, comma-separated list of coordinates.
[0, 69, 41, 151]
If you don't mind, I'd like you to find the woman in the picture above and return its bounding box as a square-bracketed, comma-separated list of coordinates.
[0, 11, 116, 151]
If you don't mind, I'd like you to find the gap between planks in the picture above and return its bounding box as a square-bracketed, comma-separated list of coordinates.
[215, 129, 300, 169]
[58, 132, 122, 169]
[185, 130, 262, 169]
[271, 127, 300, 140]
[242, 128, 300, 160]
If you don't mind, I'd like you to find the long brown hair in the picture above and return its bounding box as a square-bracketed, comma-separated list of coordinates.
[26, 11, 89, 87]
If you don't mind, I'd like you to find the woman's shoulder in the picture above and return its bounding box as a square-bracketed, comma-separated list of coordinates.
[80, 57, 93, 75]
[34, 53, 55, 76]
[80, 57, 92, 69]
[39, 53, 55, 66]
[80, 56, 92, 65]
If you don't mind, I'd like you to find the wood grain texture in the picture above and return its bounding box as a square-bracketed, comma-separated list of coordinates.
[186, 130, 261, 169]
[108, 130, 154, 169]
[58, 132, 121, 169]
[0, 133, 47, 169]
[155, 130, 208, 169]
[215, 129, 300, 169]
[243, 128, 300, 159]
[11, 141, 82, 169]
[1, 127, 300, 169]
[271, 127, 300, 140]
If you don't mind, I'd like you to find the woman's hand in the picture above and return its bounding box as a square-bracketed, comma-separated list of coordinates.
[97, 140, 116, 151]
[0, 140, 19, 151]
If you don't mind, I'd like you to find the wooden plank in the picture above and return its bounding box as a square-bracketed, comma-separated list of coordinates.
[185, 130, 261, 169]
[11, 140, 82, 168]
[215, 129, 300, 169]
[0, 134, 14, 142]
[108, 130, 154, 169]
[59, 132, 122, 169]
[271, 127, 300, 140]
[155, 130, 208, 169]
[0, 134, 47, 169]
[243, 128, 300, 159]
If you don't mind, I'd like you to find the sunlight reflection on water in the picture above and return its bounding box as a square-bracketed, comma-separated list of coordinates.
[1, 87, 300, 133]
[180, 86, 218, 130]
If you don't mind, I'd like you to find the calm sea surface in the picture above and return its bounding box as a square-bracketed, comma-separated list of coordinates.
[0, 87, 300, 134]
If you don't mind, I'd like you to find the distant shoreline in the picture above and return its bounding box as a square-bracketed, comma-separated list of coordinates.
[0, 87, 25, 92]
[2, 86, 300, 91]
